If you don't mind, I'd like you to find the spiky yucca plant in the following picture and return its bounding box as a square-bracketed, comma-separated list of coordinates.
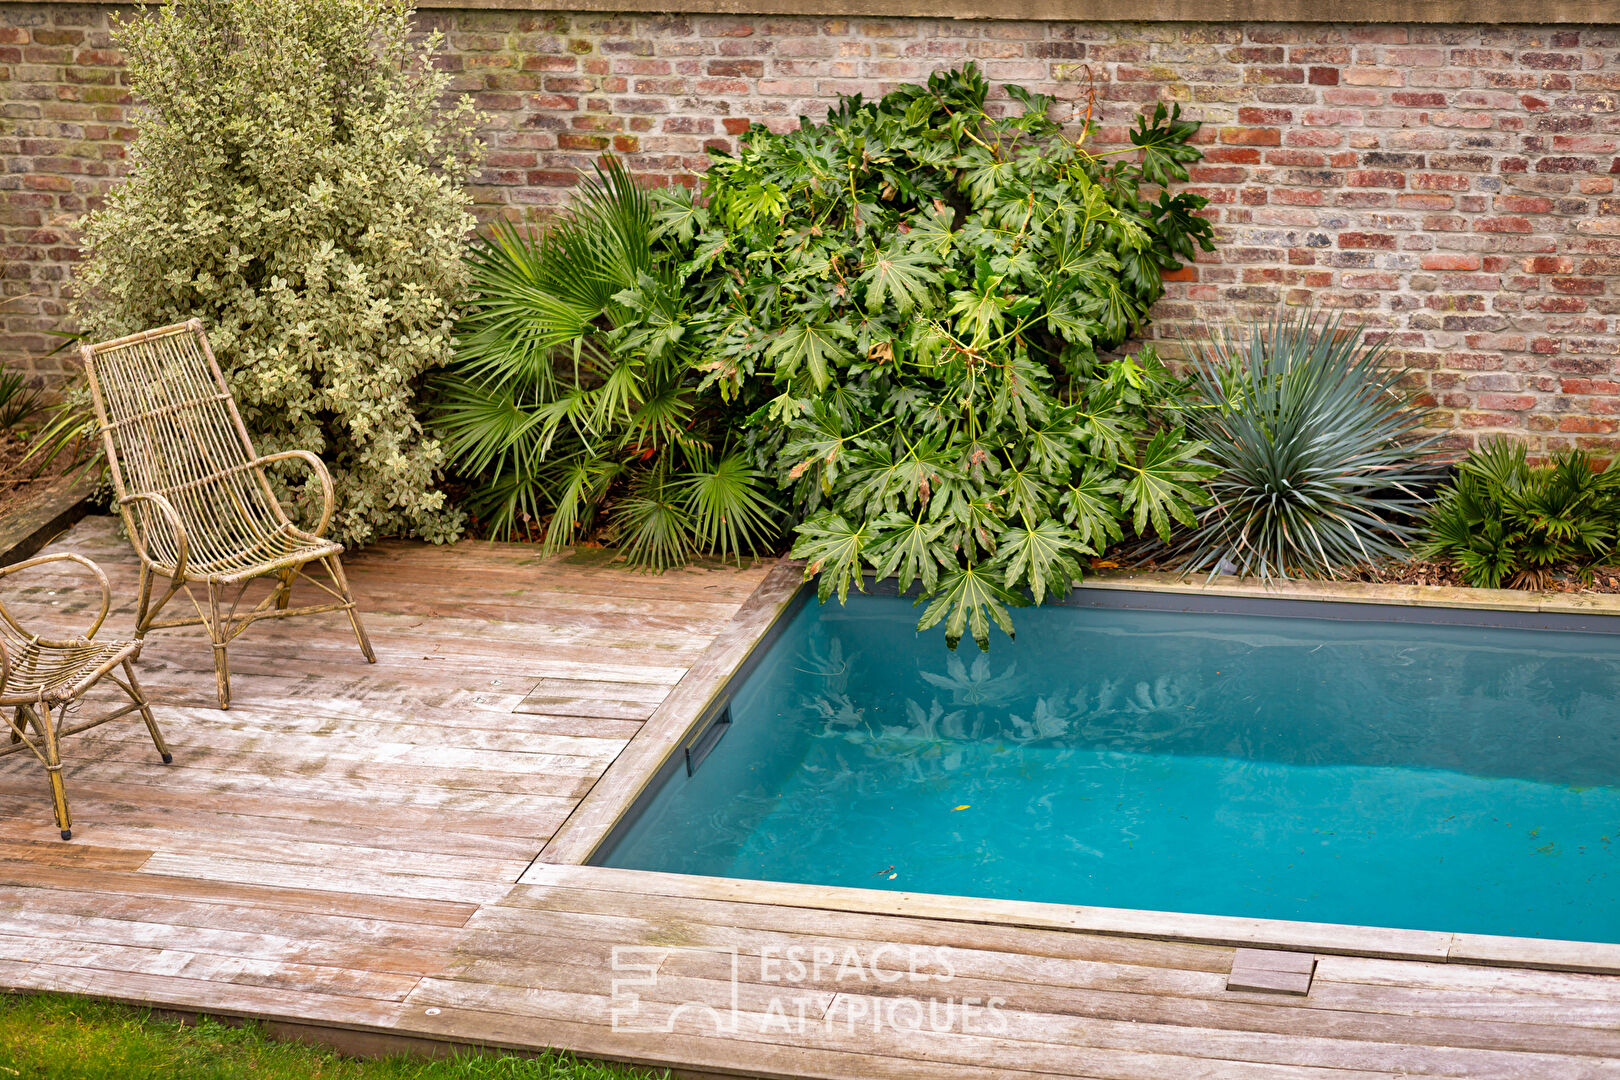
[1171, 310, 1446, 579]
[433, 158, 780, 568]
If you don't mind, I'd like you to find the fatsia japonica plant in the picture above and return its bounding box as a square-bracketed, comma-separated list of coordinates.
[434, 159, 780, 568]
[654, 64, 1218, 647]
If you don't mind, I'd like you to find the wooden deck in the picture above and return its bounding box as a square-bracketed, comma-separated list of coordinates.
[2, 517, 1619, 1079]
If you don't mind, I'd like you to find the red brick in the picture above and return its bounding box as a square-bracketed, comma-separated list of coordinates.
[1478, 394, 1537, 411]
[1220, 127, 1281, 146]
[1347, 169, 1405, 188]
[1561, 379, 1620, 395]
[1421, 254, 1480, 271]
[1551, 277, 1605, 295]
[1338, 232, 1396, 249]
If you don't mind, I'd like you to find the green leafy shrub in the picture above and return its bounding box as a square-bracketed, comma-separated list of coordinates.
[75, 0, 481, 545]
[656, 64, 1217, 647]
[434, 159, 780, 567]
[1169, 310, 1445, 579]
[1422, 441, 1620, 588]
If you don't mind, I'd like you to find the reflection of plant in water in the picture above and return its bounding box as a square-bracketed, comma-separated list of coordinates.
[809, 692, 865, 729]
[1123, 674, 1197, 715]
[919, 654, 1026, 707]
[795, 634, 853, 697]
[1009, 697, 1074, 740]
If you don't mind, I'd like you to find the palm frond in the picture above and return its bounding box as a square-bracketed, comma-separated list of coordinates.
[677, 452, 781, 563]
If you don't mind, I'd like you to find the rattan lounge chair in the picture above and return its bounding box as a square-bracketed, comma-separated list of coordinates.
[0, 552, 171, 839]
[82, 320, 375, 709]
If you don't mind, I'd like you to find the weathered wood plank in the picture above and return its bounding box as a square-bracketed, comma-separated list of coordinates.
[0, 837, 151, 872]
[13, 962, 409, 1030]
[137, 853, 514, 906]
[0, 864, 478, 927]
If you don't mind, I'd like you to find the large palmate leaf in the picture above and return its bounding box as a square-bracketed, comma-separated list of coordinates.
[766, 321, 853, 392]
[867, 512, 954, 595]
[1129, 102, 1204, 187]
[1119, 426, 1213, 542]
[1059, 464, 1126, 550]
[677, 452, 782, 563]
[916, 563, 1028, 650]
[994, 519, 1089, 605]
[790, 512, 871, 603]
[858, 245, 941, 315]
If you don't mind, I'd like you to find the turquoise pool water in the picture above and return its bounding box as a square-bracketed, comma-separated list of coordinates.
[598, 593, 1620, 943]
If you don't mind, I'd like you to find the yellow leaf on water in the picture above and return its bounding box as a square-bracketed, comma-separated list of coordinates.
[951, 805, 971, 812]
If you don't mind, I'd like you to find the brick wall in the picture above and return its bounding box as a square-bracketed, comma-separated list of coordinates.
[2, 5, 1619, 450]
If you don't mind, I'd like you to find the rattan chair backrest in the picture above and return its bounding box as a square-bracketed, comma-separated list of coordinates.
[82, 320, 288, 571]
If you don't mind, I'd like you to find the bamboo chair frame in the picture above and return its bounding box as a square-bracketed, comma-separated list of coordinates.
[82, 320, 375, 710]
[0, 552, 171, 840]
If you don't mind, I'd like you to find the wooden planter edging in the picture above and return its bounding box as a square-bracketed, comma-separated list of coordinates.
[1081, 567, 1620, 618]
[0, 471, 101, 568]
[542, 556, 1620, 977]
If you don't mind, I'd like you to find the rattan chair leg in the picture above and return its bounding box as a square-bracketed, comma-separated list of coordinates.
[134, 561, 153, 637]
[38, 702, 71, 840]
[274, 568, 293, 611]
[206, 580, 231, 710]
[324, 556, 376, 664]
[121, 659, 173, 764]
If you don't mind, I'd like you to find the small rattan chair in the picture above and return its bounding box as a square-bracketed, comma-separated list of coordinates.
[82, 320, 375, 710]
[0, 552, 171, 840]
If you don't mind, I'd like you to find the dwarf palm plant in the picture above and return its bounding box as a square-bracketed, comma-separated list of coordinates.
[433, 158, 779, 567]
[1171, 310, 1446, 579]
[1422, 441, 1620, 588]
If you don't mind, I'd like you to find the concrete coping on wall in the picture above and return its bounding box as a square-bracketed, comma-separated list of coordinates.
[18, 0, 1620, 24]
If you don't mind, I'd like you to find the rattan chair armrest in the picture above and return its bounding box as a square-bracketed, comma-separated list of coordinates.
[252, 450, 334, 538]
[0, 552, 114, 640]
[0, 632, 10, 699]
[121, 492, 190, 584]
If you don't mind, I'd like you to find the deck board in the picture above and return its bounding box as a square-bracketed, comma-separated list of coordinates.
[1, 516, 1617, 1077]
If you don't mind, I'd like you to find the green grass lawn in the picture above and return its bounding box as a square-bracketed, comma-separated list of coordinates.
[0, 994, 667, 1080]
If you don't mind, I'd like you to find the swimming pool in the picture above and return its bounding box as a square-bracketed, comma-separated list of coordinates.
[595, 589, 1620, 944]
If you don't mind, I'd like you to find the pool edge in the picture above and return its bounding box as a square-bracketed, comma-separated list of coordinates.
[533, 557, 808, 867]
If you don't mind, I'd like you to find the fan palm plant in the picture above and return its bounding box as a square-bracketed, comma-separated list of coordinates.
[1422, 440, 1620, 589]
[433, 158, 779, 567]
[1169, 309, 1446, 579]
